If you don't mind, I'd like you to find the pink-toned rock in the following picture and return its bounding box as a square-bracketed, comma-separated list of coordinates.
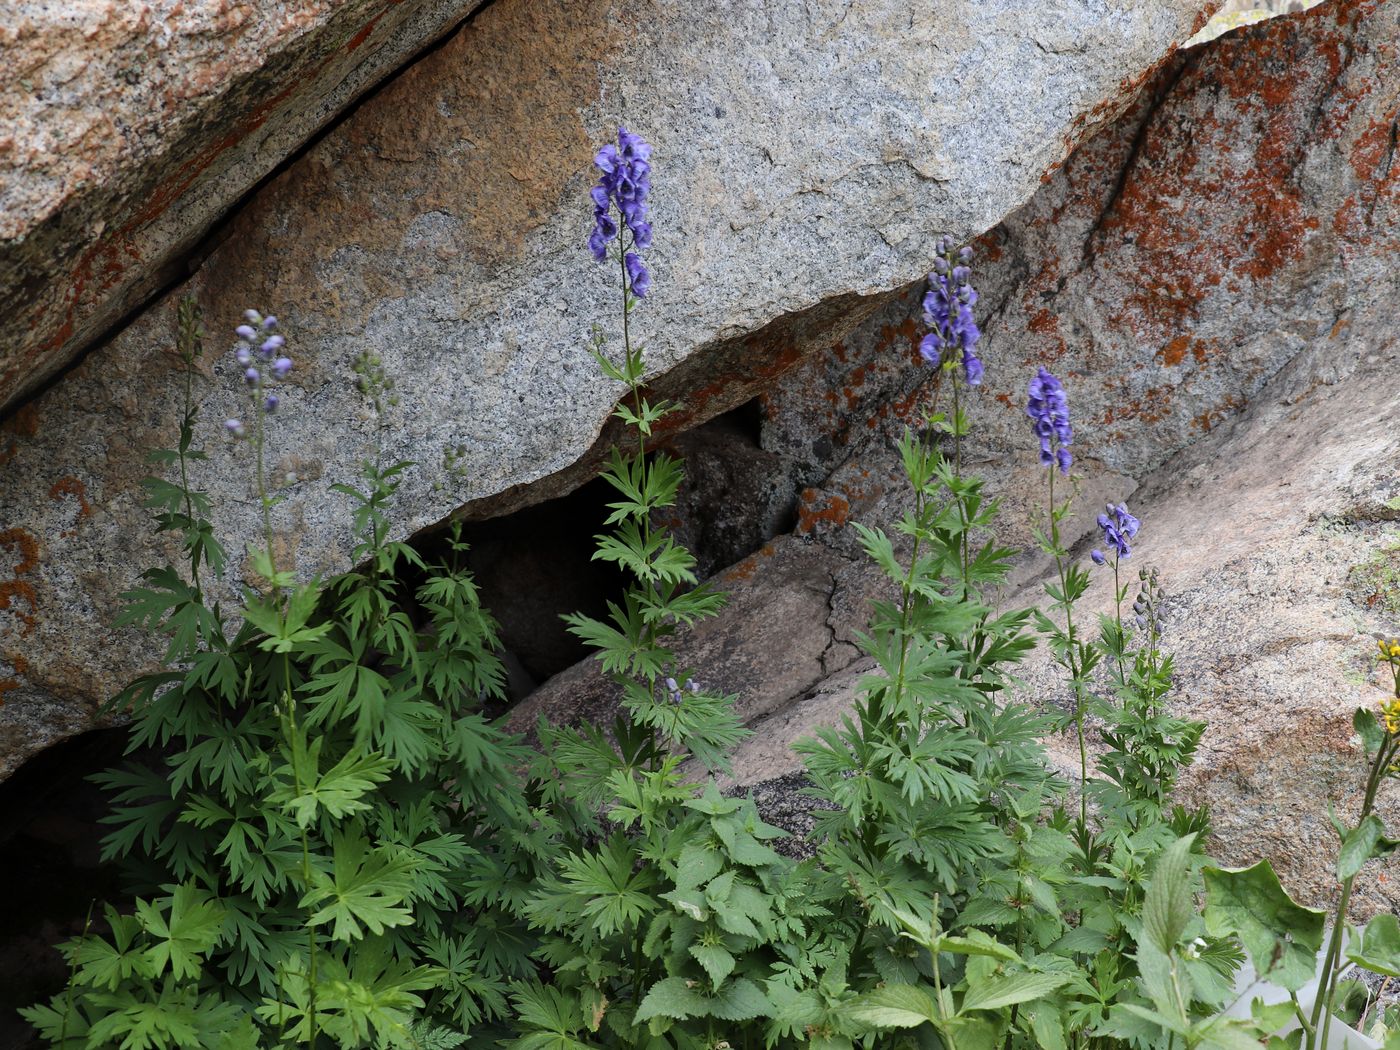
[0, 0, 486, 411]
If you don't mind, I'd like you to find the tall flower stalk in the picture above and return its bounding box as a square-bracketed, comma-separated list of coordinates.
[227, 313, 321, 1046]
[1026, 367, 1099, 859]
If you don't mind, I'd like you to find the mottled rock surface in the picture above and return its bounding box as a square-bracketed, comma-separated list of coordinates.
[1, 0, 493, 412]
[521, 0, 1400, 913]
[0, 0, 1216, 777]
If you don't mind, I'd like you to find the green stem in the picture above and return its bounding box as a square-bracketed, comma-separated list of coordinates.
[1310, 733, 1397, 1047]
[890, 378, 945, 719]
[179, 355, 203, 601]
[1112, 557, 1125, 687]
[1049, 465, 1090, 849]
[952, 376, 971, 602]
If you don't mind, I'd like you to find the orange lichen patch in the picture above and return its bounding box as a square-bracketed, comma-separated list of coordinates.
[48, 476, 94, 537]
[1193, 393, 1247, 433]
[1101, 384, 1176, 426]
[653, 338, 805, 439]
[719, 540, 777, 584]
[0, 653, 29, 704]
[0, 527, 40, 635]
[1159, 336, 1220, 368]
[1160, 335, 1191, 367]
[346, 11, 385, 52]
[795, 488, 849, 536]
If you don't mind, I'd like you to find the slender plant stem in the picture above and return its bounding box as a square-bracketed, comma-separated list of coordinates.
[1048, 464, 1090, 845]
[1112, 558, 1126, 686]
[1310, 733, 1398, 1048]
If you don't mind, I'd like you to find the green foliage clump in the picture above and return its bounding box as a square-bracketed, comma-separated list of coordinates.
[22, 139, 1400, 1050]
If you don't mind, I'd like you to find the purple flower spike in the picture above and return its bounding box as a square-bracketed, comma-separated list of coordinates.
[1026, 366, 1073, 475]
[921, 241, 983, 385]
[589, 126, 654, 292]
[1094, 503, 1141, 561]
[625, 252, 651, 298]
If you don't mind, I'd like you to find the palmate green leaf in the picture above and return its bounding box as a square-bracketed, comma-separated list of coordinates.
[1202, 860, 1325, 992]
[304, 834, 417, 942]
[508, 983, 590, 1047]
[272, 737, 394, 829]
[135, 883, 225, 981]
[72, 908, 146, 989]
[960, 971, 1070, 1014]
[17, 996, 91, 1049]
[556, 836, 660, 939]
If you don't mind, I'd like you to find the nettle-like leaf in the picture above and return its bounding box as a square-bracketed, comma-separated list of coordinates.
[1142, 834, 1196, 955]
[1202, 860, 1325, 992]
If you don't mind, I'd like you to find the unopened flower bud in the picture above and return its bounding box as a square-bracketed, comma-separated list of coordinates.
[235, 325, 257, 342]
[242, 309, 262, 325]
[236, 347, 252, 366]
[244, 367, 260, 385]
[264, 393, 279, 413]
[225, 418, 246, 438]
[272, 356, 293, 379]
[261, 335, 285, 356]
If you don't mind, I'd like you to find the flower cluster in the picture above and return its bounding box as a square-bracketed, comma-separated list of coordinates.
[1132, 566, 1167, 635]
[1091, 503, 1142, 565]
[663, 675, 700, 705]
[1026, 366, 1072, 474]
[589, 127, 654, 297]
[225, 310, 291, 438]
[1377, 638, 1400, 712]
[919, 237, 983, 385]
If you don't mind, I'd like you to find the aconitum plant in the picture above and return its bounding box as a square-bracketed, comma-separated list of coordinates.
[919, 237, 983, 385]
[589, 126, 653, 296]
[1026, 364, 1072, 475]
[226, 309, 292, 437]
[1091, 502, 1141, 565]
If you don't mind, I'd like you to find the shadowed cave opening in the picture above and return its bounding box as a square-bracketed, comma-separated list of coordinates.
[0, 728, 130, 1047]
[447, 396, 798, 694]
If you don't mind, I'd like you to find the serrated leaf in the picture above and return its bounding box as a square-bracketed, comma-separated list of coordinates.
[1143, 834, 1196, 954]
[960, 972, 1070, 1014]
[634, 977, 709, 1022]
[689, 944, 735, 989]
[847, 984, 939, 1028]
